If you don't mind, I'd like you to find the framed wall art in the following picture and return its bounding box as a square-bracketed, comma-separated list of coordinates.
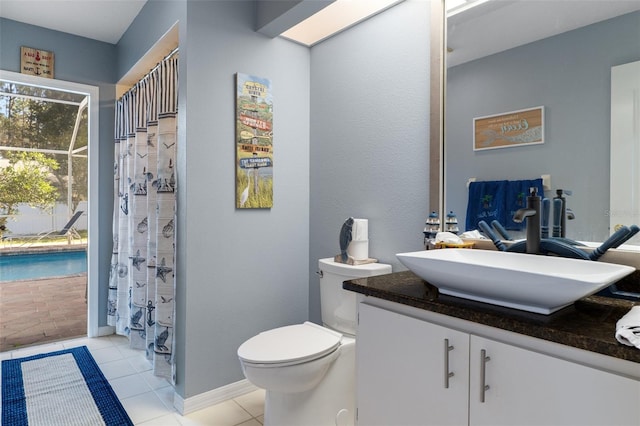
[21, 46, 54, 78]
[235, 73, 273, 209]
[473, 106, 544, 151]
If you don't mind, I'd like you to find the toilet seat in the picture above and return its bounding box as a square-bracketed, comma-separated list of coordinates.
[238, 321, 342, 367]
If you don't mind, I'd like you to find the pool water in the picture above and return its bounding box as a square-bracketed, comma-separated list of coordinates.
[0, 250, 87, 282]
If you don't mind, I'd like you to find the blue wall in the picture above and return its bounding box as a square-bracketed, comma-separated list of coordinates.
[116, 0, 311, 398]
[308, 0, 431, 323]
[179, 0, 310, 398]
[121, 0, 432, 398]
[0, 18, 117, 325]
[446, 11, 640, 242]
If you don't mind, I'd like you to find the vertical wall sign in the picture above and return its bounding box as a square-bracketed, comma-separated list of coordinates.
[236, 73, 273, 208]
[20, 46, 54, 78]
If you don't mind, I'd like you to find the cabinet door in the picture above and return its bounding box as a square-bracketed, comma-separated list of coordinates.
[469, 335, 640, 426]
[356, 303, 470, 426]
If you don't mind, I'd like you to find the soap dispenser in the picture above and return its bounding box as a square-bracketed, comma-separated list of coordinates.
[553, 189, 572, 238]
[526, 187, 541, 254]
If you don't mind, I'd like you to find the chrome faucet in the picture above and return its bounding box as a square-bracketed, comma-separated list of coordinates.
[513, 187, 541, 254]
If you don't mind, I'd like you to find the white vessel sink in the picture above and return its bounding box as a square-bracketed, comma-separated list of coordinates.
[396, 249, 635, 314]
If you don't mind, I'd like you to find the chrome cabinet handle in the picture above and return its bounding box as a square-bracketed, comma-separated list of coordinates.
[480, 349, 491, 402]
[444, 338, 455, 388]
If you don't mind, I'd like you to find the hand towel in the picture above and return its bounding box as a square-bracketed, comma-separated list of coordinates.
[465, 180, 508, 232]
[504, 178, 545, 230]
[615, 306, 640, 349]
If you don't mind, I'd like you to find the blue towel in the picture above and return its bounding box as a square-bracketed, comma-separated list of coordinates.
[465, 180, 508, 232]
[504, 178, 545, 230]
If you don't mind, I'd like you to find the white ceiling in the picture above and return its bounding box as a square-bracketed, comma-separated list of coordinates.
[0, 0, 397, 46]
[0, 0, 638, 55]
[447, 0, 640, 67]
[0, 0, 147, 44]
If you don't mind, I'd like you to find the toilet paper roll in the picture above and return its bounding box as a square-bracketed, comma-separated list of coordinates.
[351, 219, 368, 242]
[347, 239, 369, 261]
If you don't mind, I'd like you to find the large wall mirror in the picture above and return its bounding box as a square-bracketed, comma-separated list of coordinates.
[444, 0, 640, 246]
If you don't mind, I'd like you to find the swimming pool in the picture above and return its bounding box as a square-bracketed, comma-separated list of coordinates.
[0, 250, 87, 282]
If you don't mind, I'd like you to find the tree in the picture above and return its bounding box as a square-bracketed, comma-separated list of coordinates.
[0, 83, 88, 211]
[0, 152, 59, 233]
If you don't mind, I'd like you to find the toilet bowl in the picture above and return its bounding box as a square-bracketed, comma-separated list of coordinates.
[238, 325, 356, 426]
[237, 258, 392, 426]
[238, 322, 343, 393]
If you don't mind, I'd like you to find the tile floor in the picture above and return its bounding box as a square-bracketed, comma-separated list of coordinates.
[0, 335, 265, 426]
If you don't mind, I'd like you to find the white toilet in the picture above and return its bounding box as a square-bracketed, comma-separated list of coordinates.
[237, 258, 392, 426]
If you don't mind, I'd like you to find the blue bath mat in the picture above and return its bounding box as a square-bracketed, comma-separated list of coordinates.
[2, 346, 133, 425]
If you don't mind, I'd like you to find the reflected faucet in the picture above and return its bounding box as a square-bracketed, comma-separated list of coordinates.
[566, 208, 575, 220]
[506, 191, 639, 260]
[513, 187, 541, 254]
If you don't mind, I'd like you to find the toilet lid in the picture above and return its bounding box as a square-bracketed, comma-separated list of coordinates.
[238, 322, 342, 365]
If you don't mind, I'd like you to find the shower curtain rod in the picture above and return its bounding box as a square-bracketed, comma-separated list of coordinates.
[120, 47, 179, 99]
[152, 47, 179, 73]
[140, 47, 179, 84]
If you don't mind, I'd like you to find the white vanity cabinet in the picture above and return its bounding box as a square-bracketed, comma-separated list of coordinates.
[356, 302, 640, 426]
[356, 302, 470, 426]
[469, 335, 640, 426]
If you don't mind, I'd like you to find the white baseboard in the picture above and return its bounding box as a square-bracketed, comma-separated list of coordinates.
[97, 326, 115, 337]
[173, 379, 259, 415]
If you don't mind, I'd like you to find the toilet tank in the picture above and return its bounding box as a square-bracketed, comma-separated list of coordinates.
[318, 258, 392, 336]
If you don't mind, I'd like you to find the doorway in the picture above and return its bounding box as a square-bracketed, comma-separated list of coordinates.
[0, 70, 100, 349]
[610, 60, 640, 245]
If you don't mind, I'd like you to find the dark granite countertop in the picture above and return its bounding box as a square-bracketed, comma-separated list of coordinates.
[344, 271, 640, 364]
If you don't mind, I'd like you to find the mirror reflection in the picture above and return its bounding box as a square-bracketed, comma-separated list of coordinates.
[444, 0, 640, 246]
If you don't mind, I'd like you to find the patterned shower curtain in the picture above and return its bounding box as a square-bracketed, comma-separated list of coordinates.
[108, 54, 178, 382]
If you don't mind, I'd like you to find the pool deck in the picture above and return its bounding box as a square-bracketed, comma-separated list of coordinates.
[0, 274, 87, 352]
[0, 242, 88, 352]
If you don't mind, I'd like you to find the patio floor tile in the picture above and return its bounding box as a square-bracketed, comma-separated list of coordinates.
[0, 274, 88, 352]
